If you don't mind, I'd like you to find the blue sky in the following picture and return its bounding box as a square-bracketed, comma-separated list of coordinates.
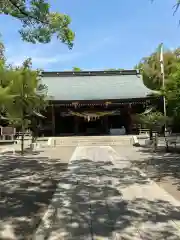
[1, 0, 180, 70]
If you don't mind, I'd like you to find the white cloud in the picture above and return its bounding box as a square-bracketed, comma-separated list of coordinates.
[5, 35, 114, 68]
[7, 52, 82, 68]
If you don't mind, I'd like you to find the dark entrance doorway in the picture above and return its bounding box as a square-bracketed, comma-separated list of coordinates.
[42, 105, 134, 136]
[79, 117, 105, 135]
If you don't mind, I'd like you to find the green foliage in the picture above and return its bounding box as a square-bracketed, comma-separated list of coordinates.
[72, 68, 125, 72]
[5, 58, 47, 124]
[138, 111, 167, 131]
[164, 64, 180, 119]
[136, 44, 180, 131]
[0, 0, 74, 47]
[0, 39, 5, 62]
[73, 67, 82, 72]
[151, 0, 180, 16]
[136, 45, 180, 90]
[105, 68, 124, 71]
[0, 50, 48, 154]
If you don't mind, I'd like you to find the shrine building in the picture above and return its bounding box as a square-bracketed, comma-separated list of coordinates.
[40, 70, 159, 136]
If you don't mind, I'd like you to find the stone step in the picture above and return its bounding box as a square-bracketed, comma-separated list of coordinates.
[54, 140, 131, 146]
[53, 136, 131, 140]
[53, 137, 131, 142]
[42, 136, 132, 147]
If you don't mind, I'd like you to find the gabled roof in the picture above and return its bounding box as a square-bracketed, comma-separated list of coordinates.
[41, 70, 153, 101]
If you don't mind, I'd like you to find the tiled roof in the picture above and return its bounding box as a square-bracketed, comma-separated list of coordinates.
[41, 70, 152, 101]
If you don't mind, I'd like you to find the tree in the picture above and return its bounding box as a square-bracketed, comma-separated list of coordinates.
[73, 67, 82, 72]
[0, 50, 19, 111]
[163, 63, 180, 131]
[136, 46, 180, 133]
[105, 68, 124, 71]
[3, 58, 48, 155]
[135, 45, 180, 90]
[151, 0, 180, 16]
[0, 0, 74, 47]
[0, 39, 48, 154]
[138, 111, 167, 140]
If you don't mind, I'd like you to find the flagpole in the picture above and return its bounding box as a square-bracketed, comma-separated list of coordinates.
[160, 43, 167, 133]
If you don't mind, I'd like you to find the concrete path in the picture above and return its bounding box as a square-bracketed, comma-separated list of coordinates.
[34, 146, 180, 240]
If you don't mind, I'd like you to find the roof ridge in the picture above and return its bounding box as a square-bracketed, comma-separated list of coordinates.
[41, 70, 140, 77]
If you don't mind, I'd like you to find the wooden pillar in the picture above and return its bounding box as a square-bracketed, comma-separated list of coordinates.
[104, 116, 109, 134]
[74, 116, 79, 135]
[127, 103, 132, 134]
[51, 104, 55, 136]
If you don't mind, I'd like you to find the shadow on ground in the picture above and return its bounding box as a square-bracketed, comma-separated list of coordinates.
[0, 153, 68, 240]
[37, 158, 180, 240]
[1, 149, 43, 156]
[140, 143, 180, 154]
[132, 146, 180, 188]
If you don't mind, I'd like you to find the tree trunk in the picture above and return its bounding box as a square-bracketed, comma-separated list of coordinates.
[153, 133, 158, 152]
[149, 129, 153, 140]
[21, 121, 25, 155]
[164, 130, 169, 152]
[31, 130, 37, 144]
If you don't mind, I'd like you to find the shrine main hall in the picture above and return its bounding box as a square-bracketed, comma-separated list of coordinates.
[40, 70, 158, 136]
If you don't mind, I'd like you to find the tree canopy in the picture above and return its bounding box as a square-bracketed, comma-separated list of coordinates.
[0, 41, 48, 154]
[72, 67, 82, 72]
[135, 45, 180, 131]
[164, 64, 180, 119]
[0, 0, 74, 47]
[104, 68, 124, 71]
[1, 0, 180, 48]
[135, 46, 180, 90]
[151, 0, 180, 15]
[138, 110, 167, 138]
[4, 59, 47, 123]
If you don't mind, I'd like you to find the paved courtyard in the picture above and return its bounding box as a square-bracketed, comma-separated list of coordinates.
[1, 136, 180, 239]
[0, 145, 76, 240]
[34, 137, 180, 240]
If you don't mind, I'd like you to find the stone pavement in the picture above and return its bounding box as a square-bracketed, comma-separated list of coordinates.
[34, 145, 180, 240]
[0, 145, 76, 240]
